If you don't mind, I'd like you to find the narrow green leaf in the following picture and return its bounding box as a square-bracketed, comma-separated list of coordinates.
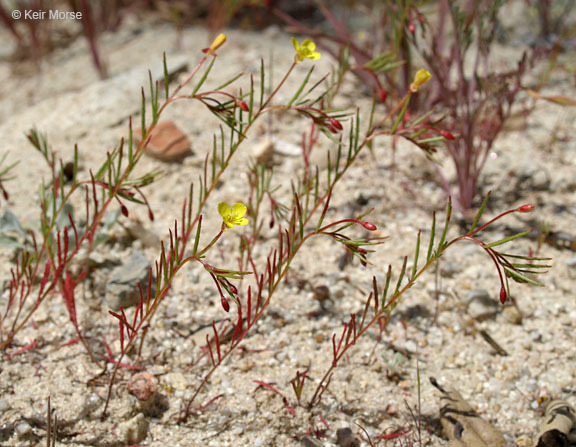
[411, 230, 421, 278]
[484, 230, 532, 248]
[500, 253, 551, 261]
[73, 145, 79, 184]
[214, 72, 243, 91]
[503, 266, 545, 286]
[393, 256, 408, 296]
[391, 96, 411, 134]
[469, 192, 491, 234]
[426, 211, 436, 261]
[437, 197, 452, 252]
[163, 52, 169, 100]
[192, 56, 216, 96]
[141, 88, 146, 140]
[381, 265, 392, 308]
[259, 58, 265, 108]
[286, 66, 314, 107]
[315, 190, 332, 232]
[192, 215, 202, 255]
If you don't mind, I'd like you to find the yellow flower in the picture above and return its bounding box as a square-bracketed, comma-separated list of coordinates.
[410, 69, 432, 92]
[209, 33, 227, 52]
[218, 202, 249, 228]
[292, 37, 321, 62]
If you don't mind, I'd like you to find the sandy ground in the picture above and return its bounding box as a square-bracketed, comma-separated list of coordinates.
[1, 6, 576, 447]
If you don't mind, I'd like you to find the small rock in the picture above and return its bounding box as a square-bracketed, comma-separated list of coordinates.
[15, 421, 32, 438]
[127, 372, 158, 401]
[312, 285, 330, 301]
[136, 120, 192, 162]
[502, 305, 523, 324]
[120, 413, 149, 444]
[83, 393, 101, 413]
[252, 139, 275, 167]
[465, 289, 498, 321]
[163, 372, 188, 391]
[566, 257, 576, 267]
[124, 217, 161, 249]
[301, 435, 325, 447]
[336, 427, 360, 447]
[0, 399, 10, 412]
[273, 138, 301, 157]
[440, 261, 460, 277]
[105, 252, 154, 310]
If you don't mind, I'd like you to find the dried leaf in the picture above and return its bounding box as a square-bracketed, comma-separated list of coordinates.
[430, 377, 506, 447]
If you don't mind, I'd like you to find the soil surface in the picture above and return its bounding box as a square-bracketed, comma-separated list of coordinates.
[1, 6, 576, 447]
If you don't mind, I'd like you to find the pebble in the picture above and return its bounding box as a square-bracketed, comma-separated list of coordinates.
[15, 421, 32, 438]
[502, 305, 523, 324]
[105, 251, 153, 310]
[465, 289, 498, 321]
[120, 413, 149, 444]
[136, 120, 192, 162]
[0, 399, 10, 412]
[127, 372, 158, 401]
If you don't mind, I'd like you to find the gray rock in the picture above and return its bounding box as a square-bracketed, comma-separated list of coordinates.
[105, 252, 154, 310]
[15, 421, 32, 438]
[466, 289, 499, 321]
[120, 413, 149, 444]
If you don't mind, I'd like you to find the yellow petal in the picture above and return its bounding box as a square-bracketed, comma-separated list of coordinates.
[309, 51, 321, 60]
[224, 220, 235, 228]
[302, 40, 316, 51]
[237, 217, 249, 226]
[209, 33, 227, 52]
[218, 202, 230, 218]
[231, 202, 247, 218]
[291, 37, 300, 51]
[410, 69, 432, 92]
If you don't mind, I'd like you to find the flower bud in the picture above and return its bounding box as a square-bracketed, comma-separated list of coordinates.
[209, 33, 227, 52]
[499, 286, 507, 304]
[221, 297, 230, 312]
[516, 204, 534, 213]
[329, 117, 343, 131]
[202, 33, 227, 54]
[362, 221, 377, 231]
[408, 22, 416, 34]
[238, 101, 249, 112]
[377, 88, 387, 102]
[410, 69, 432, 92]
[440, 130, 455, 140]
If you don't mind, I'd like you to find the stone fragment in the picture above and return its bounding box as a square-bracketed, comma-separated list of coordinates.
[465, 289, 498, 321]
[105, 252, 153, 310]
[252, 139, 275, 167]
[127, 372, 158, 401]
[120, 413, 149, 444]
[135, 120, 191, 162]
[502, 305, 523, 325]
[336, 427, 360, 447]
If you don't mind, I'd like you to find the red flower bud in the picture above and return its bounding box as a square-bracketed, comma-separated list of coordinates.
[238, 101, 249, 112]
[221, 297, 230, 312]
[378, 89, 387, 102]
[408, 22, 416, 34]
[329, 117, 343, 131]
[362, 221, 377, 231]
[440, 130, 455, 140]
[516, 204, 534, 213]
[499, 286, 507, 304]
[121, 205, 129, 217]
